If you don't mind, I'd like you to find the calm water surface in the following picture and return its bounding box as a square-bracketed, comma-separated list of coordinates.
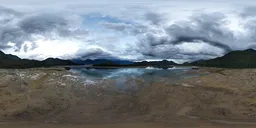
[70, 66, 199, 88]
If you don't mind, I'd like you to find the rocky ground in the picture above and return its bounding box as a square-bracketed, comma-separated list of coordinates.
[0, 67, 256, 128]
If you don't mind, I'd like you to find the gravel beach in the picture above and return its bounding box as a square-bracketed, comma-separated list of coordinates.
[0, 67, 255, 128]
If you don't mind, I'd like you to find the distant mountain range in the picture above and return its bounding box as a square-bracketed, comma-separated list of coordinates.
[92, 59, 178, 68]
[86, 49, 256, 69]
[1, 49, 256, 69]
[189, 49, 256, 68]
[72, 59, 133, 65]
[131, 60, 177, 66]
[0, 51, 77, 69]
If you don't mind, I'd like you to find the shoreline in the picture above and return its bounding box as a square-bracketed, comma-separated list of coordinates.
[0, 67, 255, 127]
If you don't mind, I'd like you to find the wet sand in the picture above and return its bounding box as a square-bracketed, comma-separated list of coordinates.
[0, 67, 255, 127]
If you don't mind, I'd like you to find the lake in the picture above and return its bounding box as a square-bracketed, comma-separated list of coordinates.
[70, 66, 200, 88]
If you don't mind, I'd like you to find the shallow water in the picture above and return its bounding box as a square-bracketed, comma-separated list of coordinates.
[70, 66, 199, 87]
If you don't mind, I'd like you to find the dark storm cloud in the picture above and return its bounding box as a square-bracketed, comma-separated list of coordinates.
[171, 36, 232, 52]
[140, 47, 219, 62]
[0, 26, 28, 50]
[139, 33, 170, 46]
[75, 47, 115, 59]
[165, 12, 234, 46]
[138, 41, 223, 61]
[0, 44, 12, 49]
[136, 12, 236, 60]
[101, 11, 234, 61]
[104, 12, 234, 49]
[2, 2, 256, 61]
[19, 14, 68, 34]
[0, 7, 23, 49]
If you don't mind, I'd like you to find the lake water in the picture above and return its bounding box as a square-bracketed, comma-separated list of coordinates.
[70, 66, 199, 88]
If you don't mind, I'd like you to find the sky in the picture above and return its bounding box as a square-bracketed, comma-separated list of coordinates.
[1, 0, 256, 63]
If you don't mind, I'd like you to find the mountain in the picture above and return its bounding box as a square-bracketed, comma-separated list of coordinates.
[92, 59, 177, 67]
[42, 58, 76, 67]
[0, 51, 20, 60]
[0, 51, 78, 69]
[190, 49, 256, 68]
[131, 60, 177, 66]
[72, 59, 134, 65]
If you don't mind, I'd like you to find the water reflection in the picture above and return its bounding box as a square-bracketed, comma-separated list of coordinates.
[71, 66, 198, 87]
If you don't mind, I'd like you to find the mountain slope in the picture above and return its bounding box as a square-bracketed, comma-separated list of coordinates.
[191, 49, 256, 68]
[132, 60, 177, 66]
[42, 58, 76, 67]
[92, 59, 177, 68]
[0, 51, 77, 69]
[72, 59, 134, 65]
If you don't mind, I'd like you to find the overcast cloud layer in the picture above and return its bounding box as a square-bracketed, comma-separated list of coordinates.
[1, 0, 256, 62]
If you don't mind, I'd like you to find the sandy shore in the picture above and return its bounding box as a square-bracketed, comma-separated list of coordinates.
[0, 67, 255, 127]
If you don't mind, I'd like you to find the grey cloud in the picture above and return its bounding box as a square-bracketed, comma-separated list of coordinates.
[19, 14, 68, 34]
[141, 33, 170, 46]
[102, 22, 148, 35]
[237, 7, 256, 49]
[23, 44, 28, 52]
[140, 47, 222, 62]
[102, 22, 133, 32]
[102, 11, 234, 61]
[246, 44, 256, 50]
[101, 12, 165, 35]
[0, 26, 28, 50]
[240, 6, 256, 17]
[18, 13, 88, 39]
[0, 5, 21, 16]
[141, 47, 178, 59]
[243, 19, 256, 44]
[0, 44, 12, 49]
[0, 6, 87, 51]
[1, 3, 256, 62]
[128, 12, 237, 61]
[0, 6, 22, 25]
[140, 50, 218, 62]
[171, 36, 232, 52]
[104, 12, 234, 53]
[177, 54, 219, 62]
[75, 47, 115, 60]
[166, 12, 234, 47]
[144, 12, 165, 25]
[0, 7, 24, 49]
[137, 41, 221, 61]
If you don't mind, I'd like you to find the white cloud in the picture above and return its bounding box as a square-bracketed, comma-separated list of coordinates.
[0, 1, 256, 62]
[175, 41, 225, 56]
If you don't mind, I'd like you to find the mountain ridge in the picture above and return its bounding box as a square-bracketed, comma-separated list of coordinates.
[190, 49, 256, 68]
[72, 59, 134, 65]
[1, 49, 256, 69]
[0, 51, 78, 69]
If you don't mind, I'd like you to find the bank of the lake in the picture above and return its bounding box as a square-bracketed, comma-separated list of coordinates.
[0, 67, 255, 128]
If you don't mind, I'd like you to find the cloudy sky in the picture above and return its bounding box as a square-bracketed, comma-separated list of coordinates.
[1, 0, 256, 63]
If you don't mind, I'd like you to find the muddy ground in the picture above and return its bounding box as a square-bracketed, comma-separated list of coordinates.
[0, 67, 256, 127]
